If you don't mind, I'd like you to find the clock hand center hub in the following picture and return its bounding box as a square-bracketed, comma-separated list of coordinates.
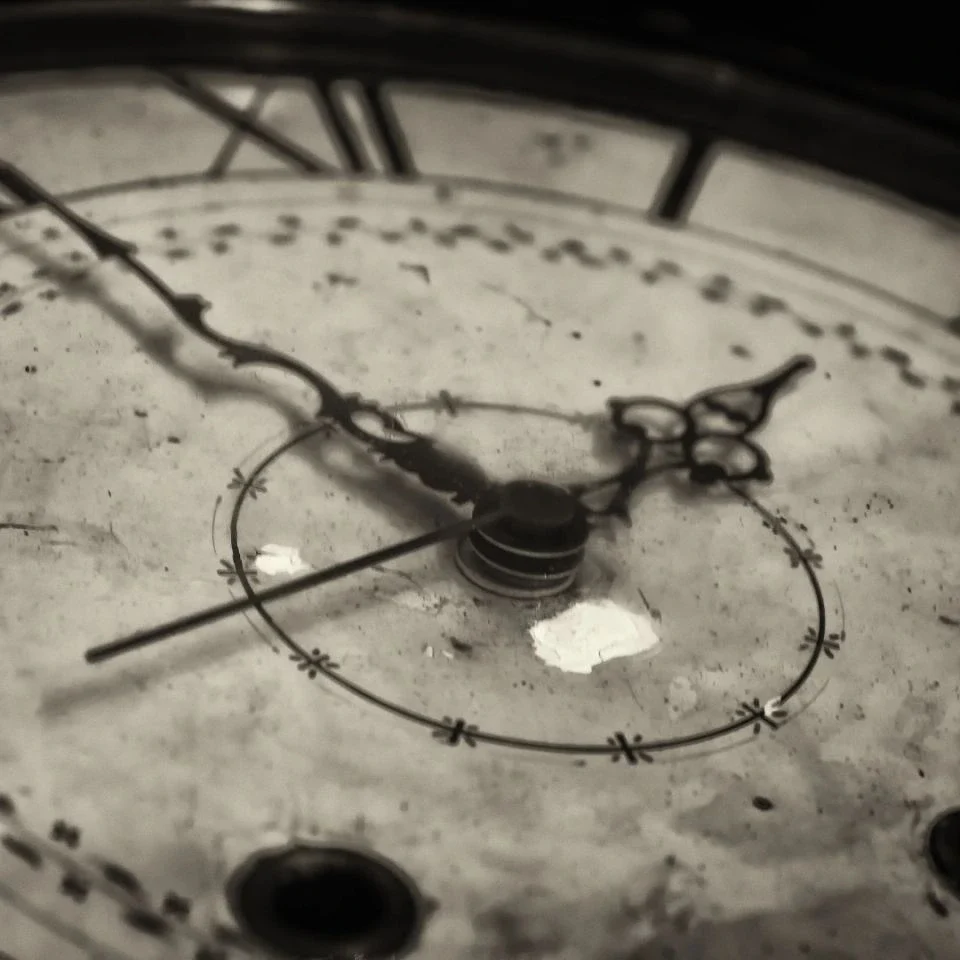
[455, 480, 589, 599]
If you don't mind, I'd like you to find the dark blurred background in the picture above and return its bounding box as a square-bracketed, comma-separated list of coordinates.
[392, 2, 959, 105]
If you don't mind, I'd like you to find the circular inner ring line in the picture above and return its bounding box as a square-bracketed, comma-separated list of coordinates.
[228, 411, 830, 757]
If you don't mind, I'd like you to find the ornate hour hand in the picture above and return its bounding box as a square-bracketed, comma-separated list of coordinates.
[0, 160, 491, 508]
[451, 356, 813, 597]
[685, 354, 816, 436]
[570, 355, 816, 520]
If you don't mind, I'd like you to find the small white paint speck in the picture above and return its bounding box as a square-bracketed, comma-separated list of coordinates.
[529, 599, 660, 674]
[423, 644, 434, 658]
[254, 544, 313, 577]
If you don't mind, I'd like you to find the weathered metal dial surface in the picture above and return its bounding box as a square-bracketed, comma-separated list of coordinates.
[1, 22, 959, 960]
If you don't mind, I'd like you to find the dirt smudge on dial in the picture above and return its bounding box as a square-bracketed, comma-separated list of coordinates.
[400, 262, 430, 284]
[39, 518, 128, 562]
[670, 739, 920, 866]
[0, 731, 17, 765]
[0, 440, 65, 519]
[795, 317, 825, 338]
[448, 636, 473, 655]
[469, 759, 545, 834]
[900, 368, 927, 388]
[700, 274, 732, 302]
[470, 893, 567, 959]
[890, 693, 947, 764]
[469, 858, 708, 958]
[598, 855, 705, 951]
[533, 130, 592, 169]
[880, 345, 911, 367]
[617, 889, 938, 960]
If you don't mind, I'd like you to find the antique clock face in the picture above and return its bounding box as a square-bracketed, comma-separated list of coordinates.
[0, 3, 958, 959]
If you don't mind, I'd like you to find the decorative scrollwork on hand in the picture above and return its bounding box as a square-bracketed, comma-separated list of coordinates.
[0, 161, 492, 509]
[571, 355, 815, 519]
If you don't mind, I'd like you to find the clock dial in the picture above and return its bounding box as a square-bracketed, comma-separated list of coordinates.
[1, 5, 959, 959]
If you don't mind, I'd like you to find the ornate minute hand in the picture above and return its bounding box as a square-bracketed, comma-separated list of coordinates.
[0, 161, 491, 507]
[84, 508, 504, 664]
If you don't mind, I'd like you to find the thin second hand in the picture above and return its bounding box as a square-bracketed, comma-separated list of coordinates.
[84, 508, 504, 665]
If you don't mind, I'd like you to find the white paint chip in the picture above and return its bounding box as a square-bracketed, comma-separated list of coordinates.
[529, 599, 660, 674]
[253, 544, 313, 577]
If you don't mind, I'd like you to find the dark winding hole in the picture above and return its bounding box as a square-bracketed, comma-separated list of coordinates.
[927, 808, 960, 897]
[226, 843, 426, 958]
